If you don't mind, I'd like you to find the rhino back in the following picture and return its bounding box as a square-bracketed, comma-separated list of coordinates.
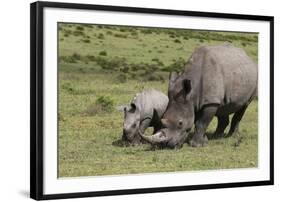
[187, 44, 257, 110]
[132, 90, 168, 120]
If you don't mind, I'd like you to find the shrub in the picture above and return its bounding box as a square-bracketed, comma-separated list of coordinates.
[241, 42, 247, 47]
[162, 58, 186, 72]
[130, 64, 139, 71]
[63, 29, 72, 36]
[140, 64, 158, 77]
[72, 53, 81, 60]
[96, 96, 114, 111]
[157, 61, 164, 66]
[119, 66, 130, 73]
[140, 29, 153, 34]
[94, 56, 126, 71]
[130, 72, 137, 79]
[59, 53, 81, 63]
[151, 58, 164, 66]
[61, 82, 97, 95]
[174, 39, 181, 43]
[78, 67, 86, 73]
[146, 75, 161, 81]
[86, 55, 96, 62]
[59, 56, 77, 63]
[82, 39, 91, 43]
[130, 31, 138, 36]
[106, 31, 113, 35]
[116, 73, 127, 83]
[73, 30, 85, 36]
[97, 33, 105, 39]
[199, 39, 204, 43]
[99, 51, 107, 56]
[146, 75, 158, 81]
[113, 33, 127, 38]
[83, 24, 93, 28]
[119, 28, 126, 32]
[85, 95, 114, 115]
[76, 26, 84, 31]
[61, 82, 75, 93]
[141, 72, 165, 82]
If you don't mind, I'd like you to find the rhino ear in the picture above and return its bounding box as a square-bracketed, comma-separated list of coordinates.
[129, 103, 138, 113]
[123, 106, 127, 113]
[183, 79, 192, 98]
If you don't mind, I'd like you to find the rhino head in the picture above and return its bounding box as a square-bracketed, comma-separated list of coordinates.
[122, 103, 142, 144]
[140, 72, 194, 149]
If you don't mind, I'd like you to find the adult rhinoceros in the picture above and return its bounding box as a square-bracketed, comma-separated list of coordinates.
[140, 44, 257, 149]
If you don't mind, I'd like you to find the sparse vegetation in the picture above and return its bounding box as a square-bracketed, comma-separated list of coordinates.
[114, 33, 128, 38]
[99, 51, 107, 56]
[162, 58, 186, 72]
[76, 26, 84, 31]
[97, 33, 105, 39]
[116, 73, 128, 83]
[82, 39, 91, 43]
[84, 95, 115, 116]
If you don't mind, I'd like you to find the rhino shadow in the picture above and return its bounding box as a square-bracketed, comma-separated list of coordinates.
[186, 131, 225, 143]
[112, 139, 129, 147]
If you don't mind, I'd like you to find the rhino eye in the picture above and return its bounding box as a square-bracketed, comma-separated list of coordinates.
[178, 120, 183, 126]
[132, 123, 136, 128]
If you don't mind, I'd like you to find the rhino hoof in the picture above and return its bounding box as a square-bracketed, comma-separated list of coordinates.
[189, 136, 208, 147]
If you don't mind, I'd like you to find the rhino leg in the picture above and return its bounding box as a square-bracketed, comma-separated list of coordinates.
[226, 105, 248, 137]
[213, 115, 229, 138]
[190, 105, 218, 147]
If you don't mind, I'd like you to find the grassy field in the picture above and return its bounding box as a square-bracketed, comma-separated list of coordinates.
[58, 23, 258, 177]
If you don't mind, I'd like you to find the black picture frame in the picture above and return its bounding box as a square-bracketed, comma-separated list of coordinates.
[30, 1, 274, 200]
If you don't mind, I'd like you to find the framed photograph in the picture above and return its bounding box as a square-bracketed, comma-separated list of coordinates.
[30, 1, 274, 200]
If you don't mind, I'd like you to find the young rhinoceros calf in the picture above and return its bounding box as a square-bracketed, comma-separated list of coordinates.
[122, 89, 169, 145]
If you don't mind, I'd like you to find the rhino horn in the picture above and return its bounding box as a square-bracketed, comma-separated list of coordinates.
[138, 130, 169, 145]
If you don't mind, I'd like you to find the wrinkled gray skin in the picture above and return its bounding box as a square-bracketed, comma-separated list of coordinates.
[123, 89, 169, 145]
[140, 44, 257, 149]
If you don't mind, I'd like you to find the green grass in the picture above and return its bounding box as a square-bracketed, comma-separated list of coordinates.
[58, 23, 258, 177]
